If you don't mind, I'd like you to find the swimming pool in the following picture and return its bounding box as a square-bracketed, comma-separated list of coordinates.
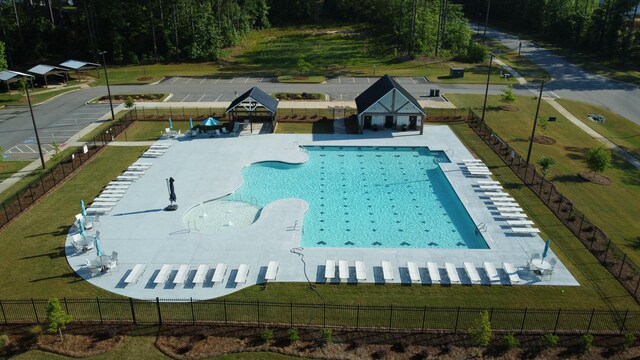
[225, 146, 488, 249]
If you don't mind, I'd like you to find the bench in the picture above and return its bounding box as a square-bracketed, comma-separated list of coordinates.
[492, 202, 518, 207]
[131, 162, 152, 168]
[489, 197, 515, 202]
[154, 264, 173, 284]
[124, 264, 146, 285]
[173, 265, 190, 285]
[462, 159, 483, 163]
[355, 261, 366, 281]
[98, 193, 124, 199]
[325, 260, 336, 280]
[484, 192, 510, 197]
[193, 264, 209, 285]
[407, 261, 420, 283]
[265, 261, 279, 282]
[235, 264, 250, 284]
[479, 185, 502, 190]
[381, 261, 394, 282]
[212, 263, 227, 284]
[338, 260, 349, 280]
[427, 262, 441, 284]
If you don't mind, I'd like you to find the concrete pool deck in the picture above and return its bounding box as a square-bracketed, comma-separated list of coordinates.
[66, 125, 578, 300]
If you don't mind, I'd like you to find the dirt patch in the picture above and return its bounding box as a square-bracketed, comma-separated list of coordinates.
[579, 171, 612, 186]
[37, 333, 126, 357]
[501, 105, 519, 111]
[533, 135, 557, 145]
[137, 77, 154, 81]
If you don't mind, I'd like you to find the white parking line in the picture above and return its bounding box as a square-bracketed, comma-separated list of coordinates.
[244, 78, 249, 83]
[198, 94, 206, 102]
[170, 77, 179, 84]
[200, 77, 207, 84]
[214, 94, 223, 101]
[215, 78, 221, 84]
[259, 77, 263, 83]
[549, 91, 560, 98]
[180, 95, 190, 102]
[352, 77, 355, 83]
[368, 78, 371, 84]
[338, 77, 341, 84]
[185, 78, 193, 84]
[229, 77, 235, 83]
[411, 77, 416, 84]
[340, 93, 343, 100]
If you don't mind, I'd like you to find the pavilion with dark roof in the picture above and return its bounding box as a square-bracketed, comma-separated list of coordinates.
[355, 74, 426, 134]
[225, 87, 279, 133]
[28, 64, 70, 87]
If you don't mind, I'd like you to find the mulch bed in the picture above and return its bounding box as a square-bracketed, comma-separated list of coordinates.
[501, 106, 519, 112]
[137, 77, 154, 81]
[579, 171, 612, 186]
[533, 135, 557, 145]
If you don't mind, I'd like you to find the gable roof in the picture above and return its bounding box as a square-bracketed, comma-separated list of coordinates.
[225, 87, 279, 114]
[28, 64, 69, 76]
[0, 70, 34, 82]
[59, 60, 100, 70]
[355, 74, 425, 115]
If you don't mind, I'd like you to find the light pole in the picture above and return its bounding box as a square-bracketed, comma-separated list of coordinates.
[526, 80, 545, 166]
[480, 54, 494, 126]
[99, 51, 115, 120]
[482, 0, 491, 44]
[24, 83, 46, 169]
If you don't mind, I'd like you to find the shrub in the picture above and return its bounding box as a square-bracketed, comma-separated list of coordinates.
[542, 333, 559, 348]
[321, 328, 332, 345]
[0, 334, 9, 348]
[580, 334, 593, 352]
[468, 310, 492, 347]
[462, 41, 488, 63]
[503, 333, 520, 349]
[371, 349, 388, 359]
[288, 328, 299, 344]
[624, 333, 636, 349]
[259, 328, 273, 343]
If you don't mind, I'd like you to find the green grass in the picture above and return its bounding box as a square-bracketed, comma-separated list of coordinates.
[0, 160, 32, 182]
[116, 120, 199, 141]
[0, 146, 146, 299]
[277, 75, 326, 83]
[275, 121, 333, 134]
[484, 38, 551, 82]
[556, 98, 640, 160]
[447, 93, 640, 267]
[0, 88, 82, 106]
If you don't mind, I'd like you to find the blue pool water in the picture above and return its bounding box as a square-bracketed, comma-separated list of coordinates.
[230, 146, 488, 249]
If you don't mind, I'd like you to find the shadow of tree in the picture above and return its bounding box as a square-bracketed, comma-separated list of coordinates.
[551, 174, 586, 184]
[563, 146, 588, 161]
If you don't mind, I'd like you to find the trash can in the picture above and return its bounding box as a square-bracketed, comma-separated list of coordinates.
[548, 116, 557, 122]
[429, 89, 435, 97]
[434, 89, 440, 97]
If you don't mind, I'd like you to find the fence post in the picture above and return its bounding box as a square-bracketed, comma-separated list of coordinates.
[553, 308, 561, 334]
[31, 298, 39, 324]
[63, 297, 69, 315]
[190, 298, 195, 325]
[454, 307, 460, 333]
[586, 309, 595, 333]
[620, 309, 629, 334]
[604, 240, 611, 261]
[96, 297, 103, 324]
[224, 299, 228, 325]
[356, 304, 360, 330]
[619, 254, 627, 278]
[489, 307, 494, 322]
[2, 202, 7, 223]
[0, 300, 6, 324]
[578, 215, 585, 236]
[388, 305, 393, 332]
[129, 298, 137, 324]
[256, 301, 260, 326]
[421, 306, 427, 333]
[323, 303, 326, 328]
[520, 308, 527, 334]
[635, 277, 640, 296]
[156, 297, 162, 325]
[290, 301, 293, 327]
[557, 195, 563, 212]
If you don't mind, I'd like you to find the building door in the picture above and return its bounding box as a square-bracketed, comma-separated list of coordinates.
[364, 115, 372, 129]
[385, 116, 394, 129]
[409, 116, 417, 130]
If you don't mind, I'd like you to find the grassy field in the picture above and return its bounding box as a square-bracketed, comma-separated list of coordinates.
[556, 98, 640, 160]
[0, 160, 32, 182]
[0, 87, 82, 106]
[446, 93, 640, 267]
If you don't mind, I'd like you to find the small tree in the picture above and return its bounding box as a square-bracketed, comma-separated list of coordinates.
[623, 333, 636, 349]
[288, 328, 300, 344]
[585, 146, 612, 175]
[580, 334, 594, 352]
[538, 156, 556, 179]
[296, 56, 312, 75]
[124, 96, 135, 110]
[50, 142, 62, 164]
[499, 88, 516, 109]
[259, 328, 273, 343]
[321, 328, 332, 345]
[542, 333, 559, 348]
[503, 333, 520, 349]
[538, 117, 549, 137]
[46, 298, 72, 342]
[468, 310, 492, 347]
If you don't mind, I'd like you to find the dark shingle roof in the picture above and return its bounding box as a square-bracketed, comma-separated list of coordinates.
[355, 74, 424, 115]
[225, 87, 279, 114]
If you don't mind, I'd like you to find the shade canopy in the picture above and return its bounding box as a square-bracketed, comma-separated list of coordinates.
[201, 117, 220, 126]
[59, 60, 100, 71]
[0, 70, 34, 82]
[28, 64, 69, 76]
[225, 87, 279, 114]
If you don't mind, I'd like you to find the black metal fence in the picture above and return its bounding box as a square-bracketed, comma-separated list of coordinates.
[0, 112, 133, 230]
[0, 298, 638, 334]
[467, 111, 640, 305]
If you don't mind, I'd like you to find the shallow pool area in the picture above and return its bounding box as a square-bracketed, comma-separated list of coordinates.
[183, 200, 260, 233]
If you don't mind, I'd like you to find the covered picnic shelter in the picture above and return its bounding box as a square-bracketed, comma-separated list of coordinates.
[355, 74, 426, 135]
[28, 64, 70, 87]
[225, 87, 279, 133]
[60, 59, 101, 82]
[0, 70, 34, 94]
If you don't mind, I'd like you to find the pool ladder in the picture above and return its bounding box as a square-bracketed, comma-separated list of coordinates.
[475, 222, 487, 235]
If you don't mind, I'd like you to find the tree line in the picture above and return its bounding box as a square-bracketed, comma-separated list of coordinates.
[459, 0, 640, 65]
[0, 0, 480, 69]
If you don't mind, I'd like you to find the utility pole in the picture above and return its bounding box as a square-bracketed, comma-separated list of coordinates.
[526, 81, 545, 166]
[99, 51, 115, 121]
[482, 0, 491, 44]
[25, 83, 46, 169]
[480, 54, 494, 125]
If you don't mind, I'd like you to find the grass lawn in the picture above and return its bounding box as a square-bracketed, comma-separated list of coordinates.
[115, 120, 200, 141]
[446, 93, 640, 267]
[0, 160, 32, 182]
[556, 98, 640, 160]
[484, 38, 551, 82]
[0, 88, 82, 106]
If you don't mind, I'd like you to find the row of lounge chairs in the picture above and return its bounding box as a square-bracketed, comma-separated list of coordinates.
[86, 162, 153, 216]
[478, 186, 541, 236]
[122, 261, 279, 288]
[143, 142, 172, 158]
[460, 159, 492, 177]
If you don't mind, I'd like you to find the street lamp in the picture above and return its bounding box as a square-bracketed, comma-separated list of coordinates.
[482, 0, 491, 44]
[24, 82, 46, 169]
[480, 53, 494, 126]
[99, 51, 115, 120]
[526, 80, 545, 166]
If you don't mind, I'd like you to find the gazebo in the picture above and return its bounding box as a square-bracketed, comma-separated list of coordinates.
[28, 64, 70, 87]
[59, 59, 101, 82]
[225, 87, 279, 133]
[355, 74, 426, 134]
[0, 70, 34, 94]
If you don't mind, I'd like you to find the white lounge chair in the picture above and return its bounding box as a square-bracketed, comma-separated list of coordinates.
[427, 262, 441, 284]
[479, 185, 502, 190]
[154, 264, 173, 284]
[407, 261, 421, 283]
[86, 206, 112, 215]
[506, 220, 535, 226]
[477, 180, 500, 185]
[236, 264, 250, 284]
[496, 206, 523, 212]
[193, 264, 209, 285]
[463, 262, 481, 284]
[489, 197, 516, 202]
[338, 260, 349, 281]
[212, 263, 227, 284]
[381, 261, 394, 282]
[265, 261, 279, 282]
[483, 262, 501, 283]
[492, 202, 518, 207]
[173, 265, 190, 286]
[510, 227, 541, 235]
[124, 264, 146, 285]
[325, 260, 336, 280]
[503, 262, 523, 285]
[444, 263, 460, 284]
[462, 159, 484, 163]
[499, 212, 528, 218]
[485, 192, 510, 197]
[355, 261, 366, 281]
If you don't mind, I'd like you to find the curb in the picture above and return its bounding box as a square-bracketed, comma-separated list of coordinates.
[149, 77, 166, 86]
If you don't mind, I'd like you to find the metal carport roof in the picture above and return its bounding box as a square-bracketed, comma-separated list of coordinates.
[28, 64, 70, 76]
[59, 60, 100, 70]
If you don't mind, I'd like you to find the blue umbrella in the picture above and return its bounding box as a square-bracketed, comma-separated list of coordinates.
[189, 117, 193, 129]
[79, 218, 86, 238]
[542, 239, 550, 259]
[94, 231, 102, 257]
[201, 117, 220, 126]
[80, 199, 86, 218]
[169, 117, 173, 129]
